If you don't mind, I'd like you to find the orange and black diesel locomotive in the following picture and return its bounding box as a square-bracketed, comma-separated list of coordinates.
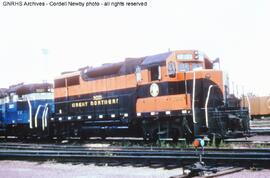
[50, 50, 250, 141]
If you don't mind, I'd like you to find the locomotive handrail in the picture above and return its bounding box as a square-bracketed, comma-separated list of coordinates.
[44, 104, 49, 128]
[42, 105, 45, 130]
[205, 85, 215, 128]
[245, 96, 251, 119]
[27, 98, 33, 129]
[42, 104, 48, 131]
[34, 105, 42, 128]
[192, 71, 197, 123]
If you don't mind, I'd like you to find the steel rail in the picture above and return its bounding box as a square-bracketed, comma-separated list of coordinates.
[0, 142, 270, 152]
[0, 149, 269, 157]
[0, 150, 270, 161]
[0, 145, 269, 164]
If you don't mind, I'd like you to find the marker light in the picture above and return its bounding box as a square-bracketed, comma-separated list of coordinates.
[193, 139, 200, 148]
[193, 139, 205, 148]
[200, 139, 205, 147]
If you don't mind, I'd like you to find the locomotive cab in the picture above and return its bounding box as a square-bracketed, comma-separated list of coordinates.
[163, 50, 249, 139]
[136, 50, 248, 141]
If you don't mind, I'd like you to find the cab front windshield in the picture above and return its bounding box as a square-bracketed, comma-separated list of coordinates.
[178, 62, 203, 72]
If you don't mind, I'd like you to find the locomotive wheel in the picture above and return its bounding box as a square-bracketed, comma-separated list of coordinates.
[143, 132, 151, 141]
[143, 129, 158, 142]
[171, 125, 185, 142]
[150, 129, 158, 142]
[172, 131, 180, 142]
[208, 133, 222, 146]
[142, 124, 158, 142]
[80, 135, 88, 140]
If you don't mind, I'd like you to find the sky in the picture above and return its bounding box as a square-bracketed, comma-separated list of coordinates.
[0, 0, 269, 96]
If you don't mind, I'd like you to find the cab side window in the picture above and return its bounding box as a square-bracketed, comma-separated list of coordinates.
[135, 66, 142, 82]
[150, 66, 161, 81]
[168, 62, 176, 77]
[178, 63, 190, 72]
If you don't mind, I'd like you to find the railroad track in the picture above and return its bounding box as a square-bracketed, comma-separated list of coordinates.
[250, 128, 270, 135]
[224, 139, 270, 146]
[1, 141, 270, 151]
[0, 143, 269, 167]
[250, 118, 270, 134]
[1, 135, 270, 150]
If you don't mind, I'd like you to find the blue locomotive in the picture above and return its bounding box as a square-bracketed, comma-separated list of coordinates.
[0, 83, 54, 138]
[0, 88, 7, 133]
